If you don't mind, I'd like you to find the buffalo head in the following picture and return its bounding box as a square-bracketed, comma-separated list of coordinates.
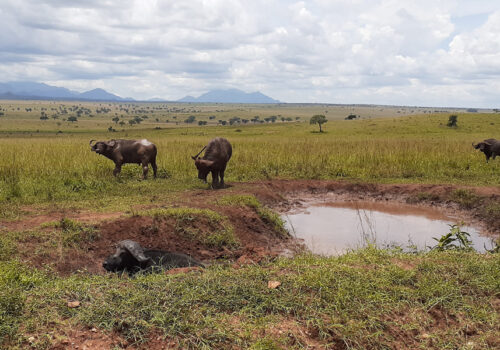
[90, 139, 116, 155]
[103, 240, 151, 272]
[191, 146, 212, 181]
[472, 141, 491, 151]
[194, 159, 215, 182]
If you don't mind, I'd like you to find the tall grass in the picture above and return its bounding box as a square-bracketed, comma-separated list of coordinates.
[1, 113, 499, 205]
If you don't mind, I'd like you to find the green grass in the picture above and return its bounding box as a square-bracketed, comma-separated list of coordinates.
[1, 106, 499, 210]
[138, 207, 239, 249]
[1, 248, 498, 349]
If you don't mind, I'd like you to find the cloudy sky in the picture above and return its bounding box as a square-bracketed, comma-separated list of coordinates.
[1, 0, 499, 107]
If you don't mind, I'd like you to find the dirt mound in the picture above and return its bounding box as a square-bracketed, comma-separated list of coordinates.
[19, 204, 291, 276]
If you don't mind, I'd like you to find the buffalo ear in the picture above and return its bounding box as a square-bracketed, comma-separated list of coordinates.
[203, 160, 215, 167]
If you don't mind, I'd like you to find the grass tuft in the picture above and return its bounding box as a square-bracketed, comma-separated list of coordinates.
[450, 189, 480, 209]
[139, 207, 239, 249]
[42, 218, 98, 247]
[218, 195, 288, 237]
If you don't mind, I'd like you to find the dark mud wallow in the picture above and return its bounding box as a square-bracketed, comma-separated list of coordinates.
[20, 203, 293, 276]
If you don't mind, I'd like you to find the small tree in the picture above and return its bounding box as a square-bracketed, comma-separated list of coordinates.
[310, 115, 327, 132]
[184, 115, 196, 124]
[447, 115, 458, 127]
[112, 116, 120, 124]
[67, 116, 78, 123]
[229, 117, 241, 125]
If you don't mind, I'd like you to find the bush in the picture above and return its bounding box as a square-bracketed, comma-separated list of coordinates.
[447, 115, 458, 127]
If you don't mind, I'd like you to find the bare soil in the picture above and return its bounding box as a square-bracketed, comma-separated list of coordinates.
[2, 180, 499, 277]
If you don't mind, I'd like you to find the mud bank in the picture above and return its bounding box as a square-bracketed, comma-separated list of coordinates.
[257, 180, 500, 235]
[2, 180, 499, 276]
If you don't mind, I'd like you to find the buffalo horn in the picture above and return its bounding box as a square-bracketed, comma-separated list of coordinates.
[89, 139, 96, 146]
[117, 240, 150, 263]
[191, 146, 206, 160]
[472, 142, 476, 147]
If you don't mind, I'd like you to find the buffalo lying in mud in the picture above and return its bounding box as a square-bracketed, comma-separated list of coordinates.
[90, 139, 157, 179]
[473, 138, 499, 162]
[192, 137, 232, 189]
[103, 240, 204, 275]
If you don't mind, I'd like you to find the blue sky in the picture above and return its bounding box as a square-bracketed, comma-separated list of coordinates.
[0, 0, 499, 107]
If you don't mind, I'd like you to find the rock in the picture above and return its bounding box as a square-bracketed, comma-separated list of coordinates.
[268, 280, 281, 289]
[67, 301, 80, 308]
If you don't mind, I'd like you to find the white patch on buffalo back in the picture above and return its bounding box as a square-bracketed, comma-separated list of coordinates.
[140, 139, 152, 146]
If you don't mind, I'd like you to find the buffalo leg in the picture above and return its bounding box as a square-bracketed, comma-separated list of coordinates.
[142, 160, 149, 179]
[211, 170, 219, 189]
[113, 163, 122, 176]
[219, 169, 225, 188]
[151, 159, 157, 178]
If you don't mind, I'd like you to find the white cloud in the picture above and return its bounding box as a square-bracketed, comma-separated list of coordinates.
[0, 0, 499, 106]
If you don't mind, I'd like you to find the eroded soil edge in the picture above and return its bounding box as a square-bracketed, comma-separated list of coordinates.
[1, 180, 499, 276]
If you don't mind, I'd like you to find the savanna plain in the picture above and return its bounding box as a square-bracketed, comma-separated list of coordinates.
[0, 100, 499, 349]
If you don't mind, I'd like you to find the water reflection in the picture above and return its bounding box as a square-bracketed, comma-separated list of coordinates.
[283, 201, 494, 255]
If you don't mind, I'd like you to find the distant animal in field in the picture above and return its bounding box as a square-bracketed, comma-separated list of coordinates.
[103, 240, 204, 275]
[192, 137, 232, 189]
[90, 139, 157, 179]
[472, 139, 499, 162]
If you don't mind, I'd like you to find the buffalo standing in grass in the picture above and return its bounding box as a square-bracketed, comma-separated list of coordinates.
[90, 139, 157, 179]
[192, 137, 232, 189]
[103, 240, 204, 275]
[473, 138, 500, 162]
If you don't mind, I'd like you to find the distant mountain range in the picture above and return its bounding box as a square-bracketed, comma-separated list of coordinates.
[0, 82, 281, 103]
[0, 82, 129, 101]
[178, 89, 280, 103]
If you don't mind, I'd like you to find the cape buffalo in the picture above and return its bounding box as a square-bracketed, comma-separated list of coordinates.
[473, 138, 499, 162]
[90, 139, 157, 179]
[103, 240, 204, 275]
[192, 137, 232, 189]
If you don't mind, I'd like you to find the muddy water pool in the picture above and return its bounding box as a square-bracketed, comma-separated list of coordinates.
[282, 201, 494, 255]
